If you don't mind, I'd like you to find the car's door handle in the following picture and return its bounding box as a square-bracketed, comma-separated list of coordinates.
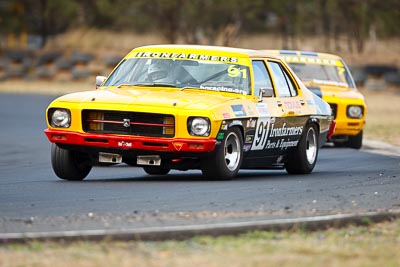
[300, 100, 305, 105]
[277, 101, 283, 107]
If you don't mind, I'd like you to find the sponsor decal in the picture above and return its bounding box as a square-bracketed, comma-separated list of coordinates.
[283, 56, 341, 66]
[223, 113, 230, 119]
[118, 141, 133, 148]
[255, 103, 270, 116]
[200, 85, 246, 94]
[251, 119, 303, 151]
[173, 142, 184, 151]
[247, 105, 255, 116]
[251, 117, 271, 150]
[264, 138, 299, 150]
[245, 134, 254, 144]
[134, 51, 238, 63]
[220, 121, 228, 130]
[246, 118, 256, 128]
[217, 132, 225, 140]
[243, 144, 252, 152]
[283, 100, 302, 109]
[231, 105, 247, 117]
[269, 122, 303, 137]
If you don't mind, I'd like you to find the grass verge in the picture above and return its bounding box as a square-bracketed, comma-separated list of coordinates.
[1, 218, 399, 267]
[362, 89, 400, 146]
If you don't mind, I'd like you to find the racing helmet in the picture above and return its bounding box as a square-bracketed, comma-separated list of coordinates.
[148, 61, 169, 82]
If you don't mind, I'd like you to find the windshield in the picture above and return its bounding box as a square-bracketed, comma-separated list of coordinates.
[288, 62, 354, 88]
[104, 58, 251, 95]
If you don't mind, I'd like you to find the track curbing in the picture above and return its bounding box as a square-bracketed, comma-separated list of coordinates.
[1, 210, 400, 243]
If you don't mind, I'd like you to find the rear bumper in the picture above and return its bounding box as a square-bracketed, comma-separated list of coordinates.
[44, 129, 217, 153]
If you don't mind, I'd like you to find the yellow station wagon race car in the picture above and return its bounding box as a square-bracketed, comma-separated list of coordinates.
[267, 50, 367, 149]
[45, 45, 334, 180]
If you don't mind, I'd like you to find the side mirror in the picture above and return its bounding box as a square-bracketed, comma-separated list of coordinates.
[258, 87, 274, 102]
[96, 76, 107, 89]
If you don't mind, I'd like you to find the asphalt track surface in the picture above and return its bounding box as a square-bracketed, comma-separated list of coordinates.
[0, 93, 399, 235]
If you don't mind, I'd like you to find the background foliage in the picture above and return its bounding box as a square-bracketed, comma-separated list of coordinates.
[0, 0, 399, 52]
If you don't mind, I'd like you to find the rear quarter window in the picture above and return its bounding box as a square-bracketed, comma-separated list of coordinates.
[268, 61, 298, 97]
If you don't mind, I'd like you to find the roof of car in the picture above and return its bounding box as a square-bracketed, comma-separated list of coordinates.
[129, 44, 281, 60]
[264, 49, 343, 60]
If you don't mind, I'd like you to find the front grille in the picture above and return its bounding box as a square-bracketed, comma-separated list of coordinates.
[82, 110, 175, 137]
[328, 103, 337, 119]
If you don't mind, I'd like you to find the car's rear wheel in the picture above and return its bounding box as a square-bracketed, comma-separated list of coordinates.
[143, 166, 170, 175]
[285, 124, 319, 174]
[347, 130, 363, 149]
[51, 143, 92, 181]
[201, 127, 243, 180]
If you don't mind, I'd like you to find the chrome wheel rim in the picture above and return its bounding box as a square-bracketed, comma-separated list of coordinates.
[306, 127, 317, 164]
[224, 132, 241, 171]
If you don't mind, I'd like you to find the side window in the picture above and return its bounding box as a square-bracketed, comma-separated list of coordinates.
[269, 61, 297, 97]
[283, 69, 297, 96]
[251, 60, 273, 97]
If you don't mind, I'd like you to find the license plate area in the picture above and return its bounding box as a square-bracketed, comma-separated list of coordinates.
[137, 155, 161, 166]
[99, 152, 122, 163]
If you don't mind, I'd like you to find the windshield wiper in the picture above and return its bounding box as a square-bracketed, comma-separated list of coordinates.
[132, 82, 178, 88]
[116, 83, 179, 88]
[117, 83, 136, 88]
[180, 86, 202, 91]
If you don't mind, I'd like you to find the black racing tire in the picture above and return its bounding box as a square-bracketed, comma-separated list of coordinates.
[51, 143, 92, 181]
[143, 166, 170, 175]
[285, 124, 319, 175]
[347, 130, 363, 149]
[201, 127, 243, 180]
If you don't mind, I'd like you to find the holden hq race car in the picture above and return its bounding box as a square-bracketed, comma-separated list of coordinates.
[267, 50, 367, 149]
[45, 45, 334, 180]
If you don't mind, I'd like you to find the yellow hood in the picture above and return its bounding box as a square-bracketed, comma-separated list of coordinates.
[303, 82, 364, 100]
[53, 86, 244, 110]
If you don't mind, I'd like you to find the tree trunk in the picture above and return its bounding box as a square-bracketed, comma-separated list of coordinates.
[39, 0, 48, 48]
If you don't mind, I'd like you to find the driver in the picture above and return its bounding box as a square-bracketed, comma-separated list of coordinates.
[147, 61, 172, 83]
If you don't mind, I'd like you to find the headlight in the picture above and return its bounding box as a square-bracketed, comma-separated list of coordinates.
[50, 108, 71, 128]
[188, 117, 210, 136]
[347, 105, 363, 118]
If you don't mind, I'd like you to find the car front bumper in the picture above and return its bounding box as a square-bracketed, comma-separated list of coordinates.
[44, 129, 217, 153]
[332, 118, 365, 136]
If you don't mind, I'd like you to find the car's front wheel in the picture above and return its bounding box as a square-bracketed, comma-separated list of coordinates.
[201, 127, 243, 180]
[51, 143, 92, 181]
[285, 124, 319, 174]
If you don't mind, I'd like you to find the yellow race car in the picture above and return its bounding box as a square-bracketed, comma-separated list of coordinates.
[45, 45, 334, 180]
[267, 50, 367, 149]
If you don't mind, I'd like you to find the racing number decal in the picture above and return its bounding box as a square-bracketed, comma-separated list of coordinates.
[228, 65, 247, 79]
[251, 117, 271, 150]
